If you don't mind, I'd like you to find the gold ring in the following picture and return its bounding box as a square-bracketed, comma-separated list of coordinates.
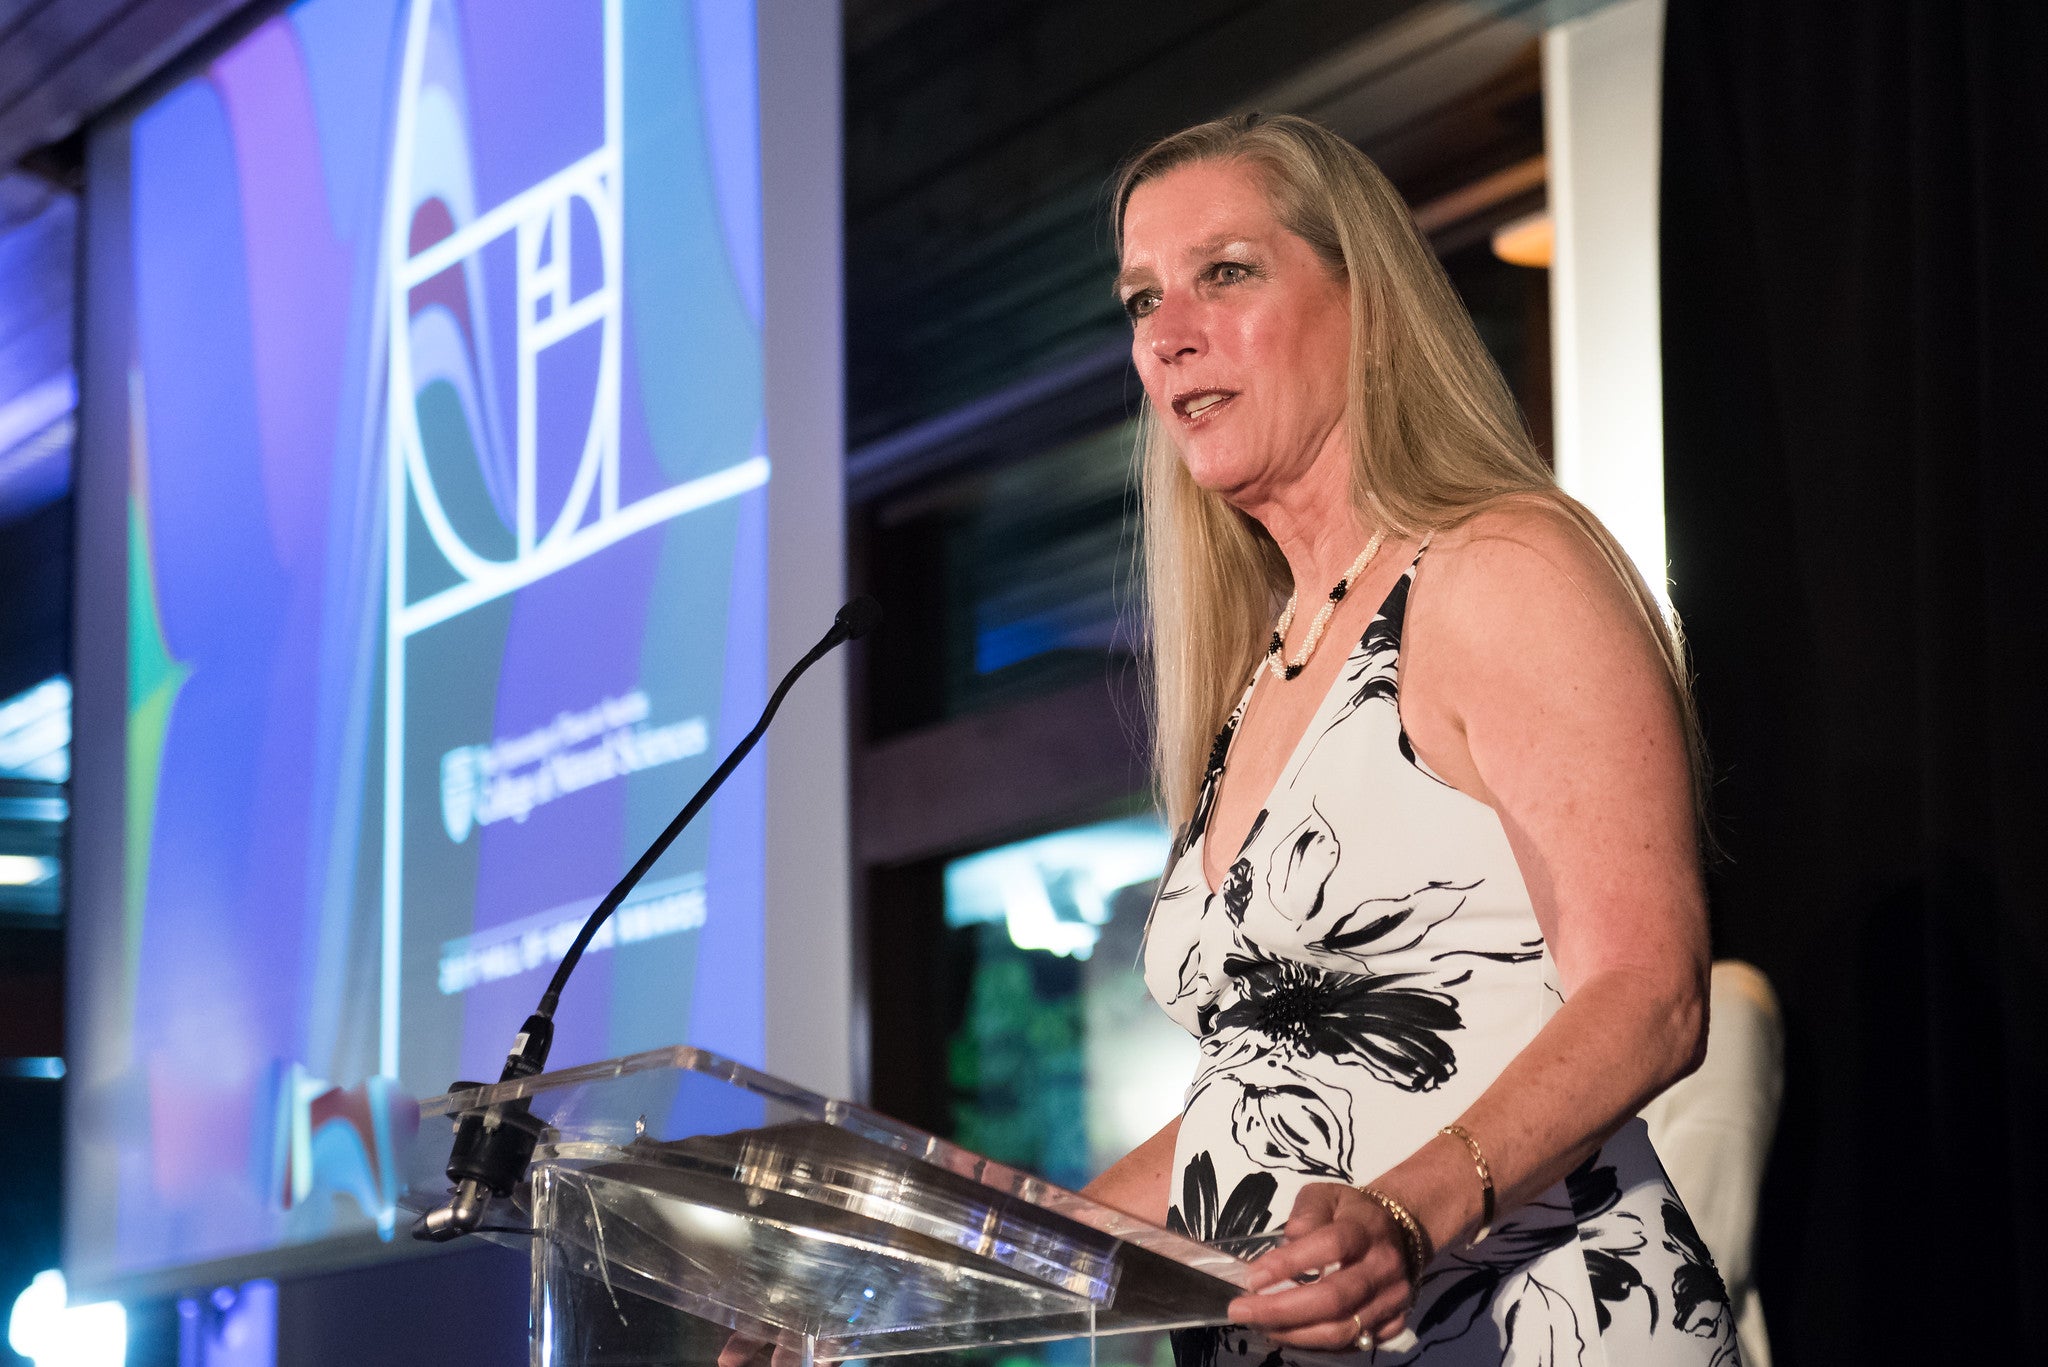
[1352, 1313, 1373, 1352]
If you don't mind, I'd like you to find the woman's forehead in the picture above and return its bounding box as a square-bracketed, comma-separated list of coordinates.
[1120, 163, 1283, 268]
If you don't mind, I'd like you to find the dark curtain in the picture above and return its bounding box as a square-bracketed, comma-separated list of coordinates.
[1661, 2, 2048, 1361]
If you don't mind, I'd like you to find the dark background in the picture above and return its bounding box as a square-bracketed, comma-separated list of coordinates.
[1662, 0, 2048, 1359]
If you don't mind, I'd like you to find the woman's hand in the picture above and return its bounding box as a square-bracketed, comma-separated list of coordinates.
[1225, 1183, 1419, 1351]
[717, 1333, 805, 1367]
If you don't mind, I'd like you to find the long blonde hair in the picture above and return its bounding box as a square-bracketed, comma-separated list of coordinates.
[1113, 113, 1702, 829]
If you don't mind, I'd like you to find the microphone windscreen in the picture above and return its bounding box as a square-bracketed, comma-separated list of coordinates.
[835, 595, 884, 641]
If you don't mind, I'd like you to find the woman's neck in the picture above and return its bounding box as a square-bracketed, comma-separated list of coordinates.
[1242, 434, 1374, 596]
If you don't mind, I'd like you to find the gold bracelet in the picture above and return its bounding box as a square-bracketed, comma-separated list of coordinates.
[1356, 1185, 1432, 1285]
[1440, 1123, 1496, 1245]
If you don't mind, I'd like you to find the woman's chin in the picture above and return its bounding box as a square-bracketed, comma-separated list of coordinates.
[1178, 448, 1263, 500]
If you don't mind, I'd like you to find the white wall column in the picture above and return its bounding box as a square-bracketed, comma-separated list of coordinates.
[760, 0, 853, 1099]
[1544, 0, 1670, 602]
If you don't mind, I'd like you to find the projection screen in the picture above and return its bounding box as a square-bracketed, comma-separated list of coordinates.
[66, 0, 846, 1296]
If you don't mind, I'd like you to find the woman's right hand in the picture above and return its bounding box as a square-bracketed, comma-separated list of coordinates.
[1226, 1182, 1421, 1352]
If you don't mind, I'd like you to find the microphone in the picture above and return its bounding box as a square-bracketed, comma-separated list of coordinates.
[833, 594, 882, 643]
[414, 595, 882, 1241]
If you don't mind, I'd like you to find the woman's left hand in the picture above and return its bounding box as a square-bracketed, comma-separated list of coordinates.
[1225, 1182, 1419, 1351]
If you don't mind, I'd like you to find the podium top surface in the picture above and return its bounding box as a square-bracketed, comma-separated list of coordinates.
[407, 1045, 1262, 1357]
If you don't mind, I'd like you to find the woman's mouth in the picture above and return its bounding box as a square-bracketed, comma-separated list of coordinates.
[1172, 389, 1238, 426]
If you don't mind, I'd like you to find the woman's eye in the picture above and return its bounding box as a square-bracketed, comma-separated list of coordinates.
[1123, 292, 1158, 321]
[1213, 262, 1250, 285]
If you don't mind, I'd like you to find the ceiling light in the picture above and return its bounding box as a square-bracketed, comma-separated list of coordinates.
[0, 855, 55, 886]
[1492, 210, 1553, 269]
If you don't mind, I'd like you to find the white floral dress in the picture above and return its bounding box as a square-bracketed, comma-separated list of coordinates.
[1141, 551, 1741, 1366]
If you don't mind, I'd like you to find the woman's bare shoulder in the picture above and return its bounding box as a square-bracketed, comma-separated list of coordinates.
[1419, 494, 1644, 631]
[1401, 500, 1691, 856]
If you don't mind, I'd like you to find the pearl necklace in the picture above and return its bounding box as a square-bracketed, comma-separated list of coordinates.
[1263, 531, 1386, 682]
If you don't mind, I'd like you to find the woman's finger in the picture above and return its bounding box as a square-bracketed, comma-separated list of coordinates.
[1355, 1275, 1415, 1342]
[1251, 1245, 1412, 1338]
[1240, 1219, 1368, 1290]
[716, 1336, 767, 1367]
[1265, 1304, 1386, 1354]
[1229, 1259, 1382, 1331]
[1267, 1280, 1415, 1355]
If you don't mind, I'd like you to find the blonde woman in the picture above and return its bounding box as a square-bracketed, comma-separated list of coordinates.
[1082, 115, 1739, 1366]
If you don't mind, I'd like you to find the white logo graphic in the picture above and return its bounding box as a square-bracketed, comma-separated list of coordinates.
[375, 0, 766, 1075]
[439, 744, 484, 844]
[437, 691, 708, 843]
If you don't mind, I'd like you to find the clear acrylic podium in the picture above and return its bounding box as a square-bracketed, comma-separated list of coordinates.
[400, 1047, 1256, 1367]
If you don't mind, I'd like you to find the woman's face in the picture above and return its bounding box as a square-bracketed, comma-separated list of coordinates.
[1118, 159, 1353, 506]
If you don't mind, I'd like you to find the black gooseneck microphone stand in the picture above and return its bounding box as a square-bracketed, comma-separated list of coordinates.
[413, 595, 883, 1241]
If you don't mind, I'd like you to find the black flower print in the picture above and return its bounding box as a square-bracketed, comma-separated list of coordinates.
[1168, 937, 1210, 1007]
[1167, 1152, 1280, 1367]
[1501, 1274, 1590, 1367]
[1265, 801, 1340, 924]
[1296, 581, 1407, 776]
[1568, 1157, 1660, 1335]
[1168, 1149, 1281, 1249]
[1582, 1238, 1658, 1338]
[1219, 811, 1266, 927]
[1409, 1218, 1581, 1354]
[1431, 935, 1546, 968]
[1566, 1155, 1621, 1223]
[1301, 570, 1449, 782]
[1308, 879, 1482, 969]
[1186, 1027, 1269, 1098]
[1220, 1054, 1355, 1179]
[1236, 808, 1268, 856]
[1415, 1263, 1503, 1344]
[1206, 716, 1238, 779]
[1347, 575, 1408, 711]
[1221, 858, 1255, 925]
[1314, 575, 1406, 732]
[1183, 713, 1242, 858]
[1662, 1199, 1735, 1356]
[1214, 942, 1463, 1092]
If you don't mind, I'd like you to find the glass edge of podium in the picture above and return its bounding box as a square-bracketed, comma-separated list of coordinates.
[413, 1043, 1258, 1294]
[409, 1044, 1268, 1363]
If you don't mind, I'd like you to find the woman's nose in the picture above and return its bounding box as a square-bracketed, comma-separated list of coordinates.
[1146, 296, 1202, 363]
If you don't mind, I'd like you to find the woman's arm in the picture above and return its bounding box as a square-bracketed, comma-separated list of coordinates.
[1229, 503, 1711, 1347]
[1080, 1115, 1182, 1226]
